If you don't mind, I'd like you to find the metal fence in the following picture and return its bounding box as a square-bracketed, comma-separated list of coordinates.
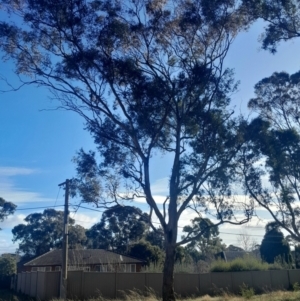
[16, 269, 300, 300]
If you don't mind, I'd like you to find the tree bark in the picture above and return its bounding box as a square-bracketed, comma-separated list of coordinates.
[162, 238, 176, 301]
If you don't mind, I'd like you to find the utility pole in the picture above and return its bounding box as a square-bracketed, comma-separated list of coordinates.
[59, 179, 70, 300]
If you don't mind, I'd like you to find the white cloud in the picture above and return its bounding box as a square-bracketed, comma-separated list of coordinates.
[0, 214, 27, 255]
[151, 177, 169, 195]
[0, 182, 55, 204]
[71, 212, 99, 229]
[0, 166, 55, 205]
[0, 166, 38, 177]
[0, 213, 27, 229]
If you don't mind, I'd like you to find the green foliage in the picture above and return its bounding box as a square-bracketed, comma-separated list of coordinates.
[0, 255, 16, 276]
[210, 255, 282, 272]
[293, 282, 300, 292]
[128, 240, 164, 266]
[260, 222, 291, 265]
[242, 0, 300, 53]
[240, 70, 300, 245]
[183, 218, 226, 263]
[0, 197, 16, 230]
[86, 205, 149, 252]
[12, 209, 87, 258]
[295, 245, 300, 269]
[240, 284, 255, 299]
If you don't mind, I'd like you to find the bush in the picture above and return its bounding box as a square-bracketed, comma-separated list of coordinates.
[240, 284, 255, 299]
[210, 255, 283, 272]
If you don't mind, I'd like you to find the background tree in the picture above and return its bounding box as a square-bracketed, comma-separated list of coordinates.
[238, 229, 257, 252]
[183, 218, 226, 262]
[295, 245, 300, 268]
[0, 254, 16, 275]
[242, 0, 300, 53]
[260, 222, 291, 264]
[239, 71, 300, 243]
[0, 254, 17, 289]
[12, 209, 87, 259]
[0, 197, 16, 229]
[0, 1, 252, 299]
[144, 228, 165, 250]
[86, 205, 149, 252]
[128, 240, 165, 266]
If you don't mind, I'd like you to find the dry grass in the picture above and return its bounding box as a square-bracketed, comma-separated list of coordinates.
[2, 289, 300, 301]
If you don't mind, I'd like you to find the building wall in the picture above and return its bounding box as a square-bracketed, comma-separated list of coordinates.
[22, 263, 143, 273]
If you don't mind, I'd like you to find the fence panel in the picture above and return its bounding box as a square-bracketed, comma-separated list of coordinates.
[29, 272, 37, 297]
[14, 269, 300, 300]
[174, 274, 199, 297]
[199, 273, 212, 295]
[270, 270, 289, 290]
[231, 271, 253, 293]
[17, 273, 22, 292]
[81, 272, 116, 299]
[251, 271, 272, 292]
[44, 272, 60, 300]
[288, 269, 300, 287]
[36, 272, 46, 300]
[211, 272, 232, 293]
[25, 273, 32, 296]
[68, 271, 83, 300]
[116, 273, 146, 298]
[145, 273, 163, 296]
[21, 273, 26, 294]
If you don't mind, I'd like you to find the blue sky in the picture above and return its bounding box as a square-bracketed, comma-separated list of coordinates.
[1, 20, 300, 254]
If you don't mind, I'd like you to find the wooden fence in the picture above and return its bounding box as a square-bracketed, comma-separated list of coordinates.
[16, 269, 300, 300]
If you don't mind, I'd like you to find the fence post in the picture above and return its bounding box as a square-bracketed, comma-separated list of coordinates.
[115, 270, 117, 299]
[81, 270, 84, 300]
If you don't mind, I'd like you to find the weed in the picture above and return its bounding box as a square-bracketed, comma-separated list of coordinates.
[292, 282, 300, 292]
[240, 284, 255, 299]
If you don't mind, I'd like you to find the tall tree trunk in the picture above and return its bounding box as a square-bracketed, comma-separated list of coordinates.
[162, 240, 176, 301]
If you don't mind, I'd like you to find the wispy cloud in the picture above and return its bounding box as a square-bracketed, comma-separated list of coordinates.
[0, 166, 38, 177]
[0, 182, 55, 204]
[0, 166, 54, 205]
[151, 177, 169, 195]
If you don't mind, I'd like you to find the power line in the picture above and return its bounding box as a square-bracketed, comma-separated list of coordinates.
[53, 186, 61, 208]
[15, 205, 64, 211]
[9, 204, 298, 240]
[71, 204, 104, 213]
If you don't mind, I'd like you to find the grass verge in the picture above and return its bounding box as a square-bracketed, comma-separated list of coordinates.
[2, 289, 300, 301]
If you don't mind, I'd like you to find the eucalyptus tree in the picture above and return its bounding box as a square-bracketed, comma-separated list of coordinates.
[260, 222, 291, 264]
[86, 205, 149, 252]
[0, 197, 16, 230]
[239, 71, 300, 243]
[242, 0, 300, 53]
[12, 209, 87, 259]
[0, 1, 252, 299]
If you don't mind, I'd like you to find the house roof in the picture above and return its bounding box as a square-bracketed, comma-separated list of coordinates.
[215, 250, 261, 262]
[24, 249, 144, 266]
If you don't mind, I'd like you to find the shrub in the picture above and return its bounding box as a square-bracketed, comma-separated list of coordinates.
[210, 255, 282, 272]
[240, 284, 255, 299]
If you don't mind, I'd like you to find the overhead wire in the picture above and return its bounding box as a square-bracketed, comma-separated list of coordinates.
[9, 204, 298, 242]
[53, 186, 61, 208]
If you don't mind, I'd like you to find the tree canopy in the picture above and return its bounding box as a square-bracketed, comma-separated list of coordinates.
[86, 205, 149, 252]
[240, 71, 300, 243]
[12, 209, 87, 259]
[242, 0, 300, 53]
[260, 222, 291, 264]
[128, 240, 165, 266]
[0, 1, 253, 300]
[183, 217, 225, 261]
[0, 197, 16, 230]
[0, 254, 16, 276]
